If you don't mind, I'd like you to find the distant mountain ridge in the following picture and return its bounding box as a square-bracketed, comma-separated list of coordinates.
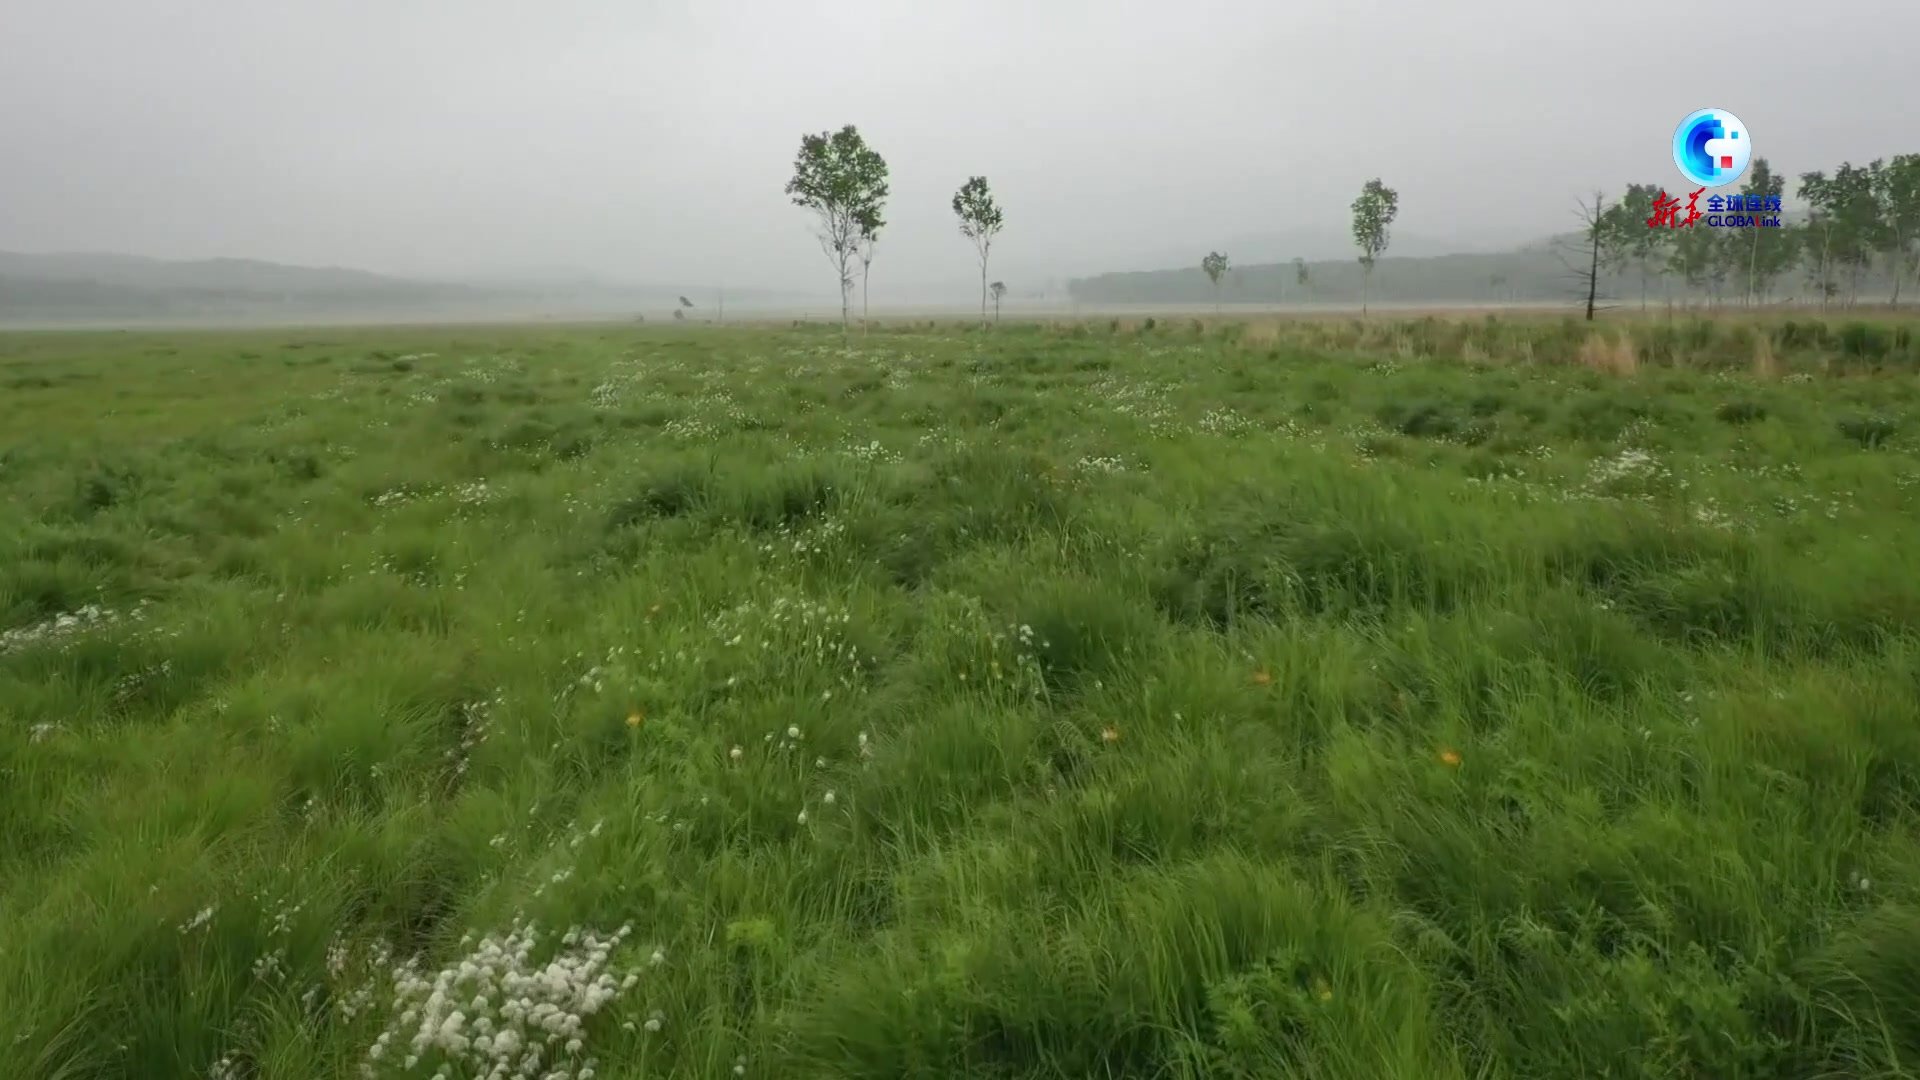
[0, 250, 447, 293]
[0, 251, 808, 324]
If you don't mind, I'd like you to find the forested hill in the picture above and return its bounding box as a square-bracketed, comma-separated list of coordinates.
[1067, 245, 1899, 308]
[0, 251, 802, 324]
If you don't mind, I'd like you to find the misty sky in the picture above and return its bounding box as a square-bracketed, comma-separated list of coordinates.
[3, 0, 1917, 299]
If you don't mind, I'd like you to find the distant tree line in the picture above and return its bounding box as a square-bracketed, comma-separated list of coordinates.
[782, 127, 1916, 318]
[1597, 154, 1920, 310]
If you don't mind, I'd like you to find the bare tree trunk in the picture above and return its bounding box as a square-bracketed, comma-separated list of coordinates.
[1818, 230, 1832, 313]
[1747, 228, 1760, 307]
[1361, 266, 1370, 318]
[1585, 198, 1601, 322]
[979, 261, 988, 328]
[861, 259, 871, 336]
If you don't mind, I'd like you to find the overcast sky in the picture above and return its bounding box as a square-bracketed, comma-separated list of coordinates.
[3, 0, 1916, 298]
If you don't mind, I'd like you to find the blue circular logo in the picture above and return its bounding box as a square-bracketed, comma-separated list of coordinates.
[1672, 109, 1752, 188]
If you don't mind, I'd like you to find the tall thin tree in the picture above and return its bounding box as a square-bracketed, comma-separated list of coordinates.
[1565, 191, 1614, 321]
[1604, 184, 1669, 310]
[785, 125, 889, 334]
[1830, 161, 1884, 306]
[1876, 154, 1920, 305]
[1739, 158, 1790, 306]
[1798, 170, 1838, 310]
[1350, 178, 1399, 317]
[1201, 251, 1230, 313]
[855, 208, 881, 335]
[952, 176, 1005, 326]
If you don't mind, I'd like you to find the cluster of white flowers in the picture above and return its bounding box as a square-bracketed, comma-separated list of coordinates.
[764, 723, 806, 756]
[757, 516, 848, 562]
[1073, 454, 1130, 474]
[662, 417, 715, 441]
[1584, 447, 1671, 496]
[453, 480, 495, 506]
[565, 819, 606, 852]
[111, 658, 174, 705]
[248, 893, 306, 982]
[531, 866, 574, 898]
[332, 938, 394, 1022]
[458, 358, 511, 385]
[29, 722, 63, 743]
[841, 439, 901, 464]
[573, 658, 608, 696]
[587, 357, 657, 409]
[588, 381, 624, 409]
[1, 601, 149, 655]
[360, 919, 641, 1080]
[1765, 491, 1850, 522]
[698, 595, 873, 694]
[697, 389, 752, 426]
[914, 429, 968, 453]
[1197, 407, 1252, 436]
[446, 695, 501, 780]
[954, 619, 1046, 698]
[1691, 500, 1739, 530]
[179, 904, 218, 935]
[373, 487, 421, 509]
[1732, 459, 1803, 482]
[1090, 375, 1175, 420]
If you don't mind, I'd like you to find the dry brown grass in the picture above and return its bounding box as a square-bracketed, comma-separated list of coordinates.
[1751, 333, 1781, 378]
[1577, 332, 1639, 376]
[1239, 319, 1283, 350]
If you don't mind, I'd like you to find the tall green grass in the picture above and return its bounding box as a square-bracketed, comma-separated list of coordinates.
[4, 316, 1920, 1078]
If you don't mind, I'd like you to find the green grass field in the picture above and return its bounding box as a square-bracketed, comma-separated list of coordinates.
[6, 316, 1920, 1079]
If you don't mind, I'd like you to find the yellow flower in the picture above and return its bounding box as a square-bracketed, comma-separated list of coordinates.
[1252, 669, 1273, 686]
[1312, 976, 1333, 1002]
[626, 709, 645, 729]
[1100, 726, 1121, 744]
[1438, 747, 1462, 767]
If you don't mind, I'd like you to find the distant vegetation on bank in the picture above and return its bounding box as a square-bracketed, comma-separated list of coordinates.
[1067, 249, 1905, 309]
